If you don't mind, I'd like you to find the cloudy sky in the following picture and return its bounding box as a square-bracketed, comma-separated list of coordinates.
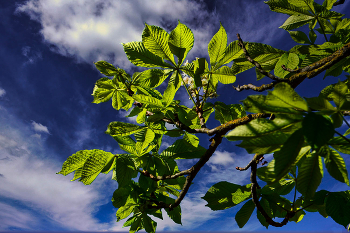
[1, 0, 350, 232]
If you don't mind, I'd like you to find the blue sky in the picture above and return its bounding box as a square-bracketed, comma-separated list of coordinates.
[0, 0, 350, 232]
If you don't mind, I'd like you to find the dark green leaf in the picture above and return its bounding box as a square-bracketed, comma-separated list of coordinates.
[235, 199, 255, 228]
[302, 112, 334, 150]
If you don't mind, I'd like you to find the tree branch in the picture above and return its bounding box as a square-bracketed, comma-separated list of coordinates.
[237, 34, 283, 81]
[233, 41, 350, 92]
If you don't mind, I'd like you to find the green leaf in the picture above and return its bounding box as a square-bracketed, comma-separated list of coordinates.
[274, 53, 299, 79]
[325, 191, 350, 228]
[80, 150, 115, 185]
[165, 206, 182, 225]
[243, 83, 308, 114]
[162, 83, 176, 107]
[235, 199, 255, 228]
[261, 179, 295, 195]
[116, 197, 136, 221]
[136, 108, 147, 124]
[115, 154, 138, 187]
[265, 0, 313, 16]
[160, 139, 206, 159]
[132, 69, 168, 88]
[208, 22, 227, 67]
[266, 83, 309, 111]
[214, 40, 244, 70]
[280, 14, 314, 30]
[214, 102, 246, 124]
[211, 66, 236, 84]
[226, 117, 303, 141]
[183, 132, 199, 147]
[143, 24, 175, 65]
[309, 29, 317, 44]
[328, 136, 350, 154]
[324, 147, 349, 185]
[304, 96, 336, 112]
[288, 30, 312, 44]
[168, 21, 194, 65]
[94, 61, 119, 76]
[57, 150, 97, 176]
[329, 80, 350, 109]
[129, 214, 143, 233]
[302, 112, 334, 150]
[142, 213, 157, 233]
[297, 151, 323, 199]
[193, 58, 209, 87]
[323, 0, 338, 10]
[257, 198, 272, 229]
[123, 41, 171, 68]
[202, 182, 251, 211]
[133, 94, 164, 108]
[112, 186, 131, 208]
[237, 132, 290, 154]
[106, 121, 144, 137]
[271, 129, 304, 183]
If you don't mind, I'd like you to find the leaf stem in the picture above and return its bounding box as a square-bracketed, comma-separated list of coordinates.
[334, 130, 350, 144]
[342, 114, 350, 129]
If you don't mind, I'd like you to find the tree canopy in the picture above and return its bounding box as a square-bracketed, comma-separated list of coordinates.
[57, 0, 350, 232]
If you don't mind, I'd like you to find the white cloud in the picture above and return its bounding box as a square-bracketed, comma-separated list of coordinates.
[0, 109, 114, 231]
[16, 0, 215, 69]
[21, 46, 42, 65]
[0, 203, 39, 230]
[0, 87, 5, 97]
[208, 150, 235, 166]
[32, 121, 50, 134]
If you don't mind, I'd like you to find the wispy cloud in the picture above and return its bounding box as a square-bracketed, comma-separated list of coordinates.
[0, 87, 5, 97]
[32, 121, 50, 134]
[0, 108, 114, 231]
[16, 0, 216, 69]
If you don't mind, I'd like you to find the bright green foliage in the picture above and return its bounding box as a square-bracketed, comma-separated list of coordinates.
[58, 0, 350, 232]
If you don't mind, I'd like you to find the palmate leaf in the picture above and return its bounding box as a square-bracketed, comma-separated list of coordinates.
[92, 77, 133, 111]
[142, 24, 175, 65]
[297, 151, 323, 199]
[202, 182, 251, 210]
[168, 20, 194, 65]
[214, 41, 244, 70]
[325, 191, 350, 228]
[211, 66, 236, 84]
[235, 199, 255, 228]
[123, 41, 171, 68]
[208, 22, 227, 67]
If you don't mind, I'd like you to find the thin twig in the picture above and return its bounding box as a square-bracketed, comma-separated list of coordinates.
[334, 130, 350, 144]
[237, 34, 283, 81]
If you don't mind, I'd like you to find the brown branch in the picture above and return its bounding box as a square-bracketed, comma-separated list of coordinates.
[250, 159, 295, 227]
[237, 34, 283, 81]
[233, 40, 350, 92]
[334, 0, 345, 6]
[140, 169, 192, 181]
[169, 134, 223, 210]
